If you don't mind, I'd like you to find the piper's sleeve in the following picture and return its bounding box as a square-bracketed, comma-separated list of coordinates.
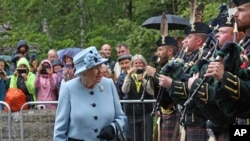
[190, 78, 235, 124]
[215, 71, 250, 118]
[217, 71, 241, 100]
[169, 80, 188, 105]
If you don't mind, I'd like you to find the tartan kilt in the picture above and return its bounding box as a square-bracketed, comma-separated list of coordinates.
[186, 126, 209, 141]
[161, 111, 179, 141]
[215, 131, 230, 141]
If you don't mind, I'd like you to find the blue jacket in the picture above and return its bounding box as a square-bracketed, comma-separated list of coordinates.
[53, 77, 126, 141]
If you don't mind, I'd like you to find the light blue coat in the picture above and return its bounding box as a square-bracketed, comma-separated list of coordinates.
[53, 77, 127, 141]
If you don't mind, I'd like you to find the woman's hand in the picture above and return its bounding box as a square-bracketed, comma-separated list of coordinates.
[37, 65, 42, 73]
[98, 125, 115, 140]
[127, 67, 136, 75]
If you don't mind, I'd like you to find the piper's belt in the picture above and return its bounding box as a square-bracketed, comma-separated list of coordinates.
[161, 105, 175, 115]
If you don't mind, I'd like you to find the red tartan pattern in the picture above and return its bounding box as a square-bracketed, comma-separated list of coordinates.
[186, 126, 208, 141]
[161, 112, 179, 141]
[215, 131, 230, 141]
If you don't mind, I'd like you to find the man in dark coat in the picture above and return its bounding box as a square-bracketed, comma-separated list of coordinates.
[205, 0, 250, 126]
[158, 22, 213, 141]
[188, 15, 245, 141]
[10, 39, 30, 72]
[146, 36, 179, 141]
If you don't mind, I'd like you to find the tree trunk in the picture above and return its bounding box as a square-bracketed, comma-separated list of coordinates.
[79, 0, 86, 48]
[125, 0, 132, 19]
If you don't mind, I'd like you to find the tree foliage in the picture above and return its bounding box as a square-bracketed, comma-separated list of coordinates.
[0, 0, 229, 61]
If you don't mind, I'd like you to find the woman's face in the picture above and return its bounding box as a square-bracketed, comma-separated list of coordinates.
[53, 65, 62, 73]
[82, 64, 103, 84]
[64, 56, 73, 65]
[133, 58, 144, 69]
[32, 60, 38, 68]
[101, 66, 110, 78]
[0, 61, 5, 70]
[18, 64, 28, 69]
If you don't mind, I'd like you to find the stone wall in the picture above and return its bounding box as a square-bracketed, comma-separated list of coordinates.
[1, 109, 56, 141]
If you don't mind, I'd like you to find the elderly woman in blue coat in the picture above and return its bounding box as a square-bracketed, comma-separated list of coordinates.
[53, 46, 127, 141]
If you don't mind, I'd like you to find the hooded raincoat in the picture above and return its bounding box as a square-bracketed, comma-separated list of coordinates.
[35, 59, 57, 109]
[9, 57, 36, 101]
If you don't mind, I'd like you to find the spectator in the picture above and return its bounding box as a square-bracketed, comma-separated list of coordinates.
[116, 54, 132, 100]
[122, 54, 154, 141]
[113, 43, 131, 82]
[52, 59, 63, 73]
[61, 48, 78, 82]
[0, 58, 12, 110]
[115, 54, 132, 141]
[99, 50, 106, 58]
[35, 59, 57, 109]
[52, 59, 64, 98]
[10, 58, 36, 103]
[10, 40, 30, 72]
[101, 44, 115, 72]
[47, 49, 58, 63]
[101, 64, 112, 78]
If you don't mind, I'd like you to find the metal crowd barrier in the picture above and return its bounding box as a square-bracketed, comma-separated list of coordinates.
[0, 101, 12, 141]
[1, 100, 156, 141]
[19, 101, 58, 141]
[120, 99, 156, 141]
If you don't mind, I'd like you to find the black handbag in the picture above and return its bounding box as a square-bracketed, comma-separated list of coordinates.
[67, 137, 84, 141]
[114, 121, 126, 141]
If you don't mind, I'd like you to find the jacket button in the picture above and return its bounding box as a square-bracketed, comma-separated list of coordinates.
[89, 91, 94, 95]
[91, 103, 96, 107]
[93, 116, 98, 120]
[93, 128, 98, 132]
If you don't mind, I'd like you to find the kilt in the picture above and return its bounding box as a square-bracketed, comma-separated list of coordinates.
[186, 125, 208, 141]
[161, 111, 179, 141]
[215, 131, 230, 141]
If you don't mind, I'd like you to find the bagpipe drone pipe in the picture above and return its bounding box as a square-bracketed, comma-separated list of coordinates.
[150, 33, 217, 117]
[179, 28, 250, 124]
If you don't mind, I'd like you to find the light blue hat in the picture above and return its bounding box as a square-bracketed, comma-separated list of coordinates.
[73, 46, 108, 76]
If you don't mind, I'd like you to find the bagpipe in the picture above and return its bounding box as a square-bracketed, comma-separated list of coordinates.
[179, 14, 250, 124]
[150, 32, 218, 117]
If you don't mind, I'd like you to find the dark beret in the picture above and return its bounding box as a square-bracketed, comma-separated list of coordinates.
[117, 54, 132, 62]
[232, 0, 250, 6]
[52, 59, 63, 67]
[155, 36, 178, 47]
[217, 16, 235, 28]
[184, 22, 212, 35]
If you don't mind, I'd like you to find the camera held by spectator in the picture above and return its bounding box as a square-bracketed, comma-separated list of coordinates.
[136, 67, 144, 74]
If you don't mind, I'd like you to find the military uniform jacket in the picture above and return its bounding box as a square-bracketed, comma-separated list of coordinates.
[53, 77, 127, 141]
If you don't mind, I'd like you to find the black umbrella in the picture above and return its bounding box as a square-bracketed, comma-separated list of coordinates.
[141, 14, 190, 30]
